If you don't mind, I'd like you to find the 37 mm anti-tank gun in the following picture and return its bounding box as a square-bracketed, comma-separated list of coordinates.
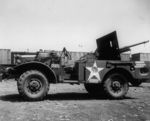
[80, 32, 149, 61]
[95, 31, 149, 60]
[1, 31, 150, 101]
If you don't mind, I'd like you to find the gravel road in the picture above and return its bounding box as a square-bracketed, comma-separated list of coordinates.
[0, 80, 150, 121]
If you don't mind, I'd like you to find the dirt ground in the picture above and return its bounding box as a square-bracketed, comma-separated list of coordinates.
[0, 80, 150, 121]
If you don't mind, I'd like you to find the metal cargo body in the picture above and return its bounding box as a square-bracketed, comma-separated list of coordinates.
[44, 50, 88, 62]
[132, 53, 150, 61]
[0, 49, 11, 64]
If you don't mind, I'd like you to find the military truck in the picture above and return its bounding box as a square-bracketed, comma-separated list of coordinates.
[1, 31, 150, 101]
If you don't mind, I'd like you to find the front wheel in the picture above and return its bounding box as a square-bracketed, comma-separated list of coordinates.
[103, 73, 129, 99]
[17, 70, 49, 101]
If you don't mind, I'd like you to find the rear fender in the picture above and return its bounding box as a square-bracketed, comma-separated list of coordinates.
[9, 61, 57, 83]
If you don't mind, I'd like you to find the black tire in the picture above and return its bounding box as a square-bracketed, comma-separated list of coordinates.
[103, 73, 129, 99]
[17, 70, 49, 101]
[130, 80, 142, 87]
[84, 84, 104, 96]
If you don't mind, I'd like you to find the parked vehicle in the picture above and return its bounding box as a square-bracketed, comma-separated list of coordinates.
[1, 31, 150, 101]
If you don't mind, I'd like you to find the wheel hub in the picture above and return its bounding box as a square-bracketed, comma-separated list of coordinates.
[112, 81, 121, 91]
[28, 79, 42, 92]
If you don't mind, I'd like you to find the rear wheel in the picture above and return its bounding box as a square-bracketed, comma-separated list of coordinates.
[103, 73, 129, 99]
[17, 70, 49, 101]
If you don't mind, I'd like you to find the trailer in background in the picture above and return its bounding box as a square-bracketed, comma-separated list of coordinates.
[0, 49, 11, 65]
[132, 53, 150, 61]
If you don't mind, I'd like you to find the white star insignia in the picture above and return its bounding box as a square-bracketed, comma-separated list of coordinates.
[86, 61, 103, 82]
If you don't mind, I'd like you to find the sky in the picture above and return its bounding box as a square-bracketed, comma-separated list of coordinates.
[0, 0, 150, 53]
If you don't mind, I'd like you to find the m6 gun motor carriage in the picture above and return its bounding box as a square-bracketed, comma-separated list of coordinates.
[1, 31, 150, 101]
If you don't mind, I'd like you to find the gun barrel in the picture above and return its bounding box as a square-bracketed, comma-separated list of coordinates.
[120, 40, 149, 53]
